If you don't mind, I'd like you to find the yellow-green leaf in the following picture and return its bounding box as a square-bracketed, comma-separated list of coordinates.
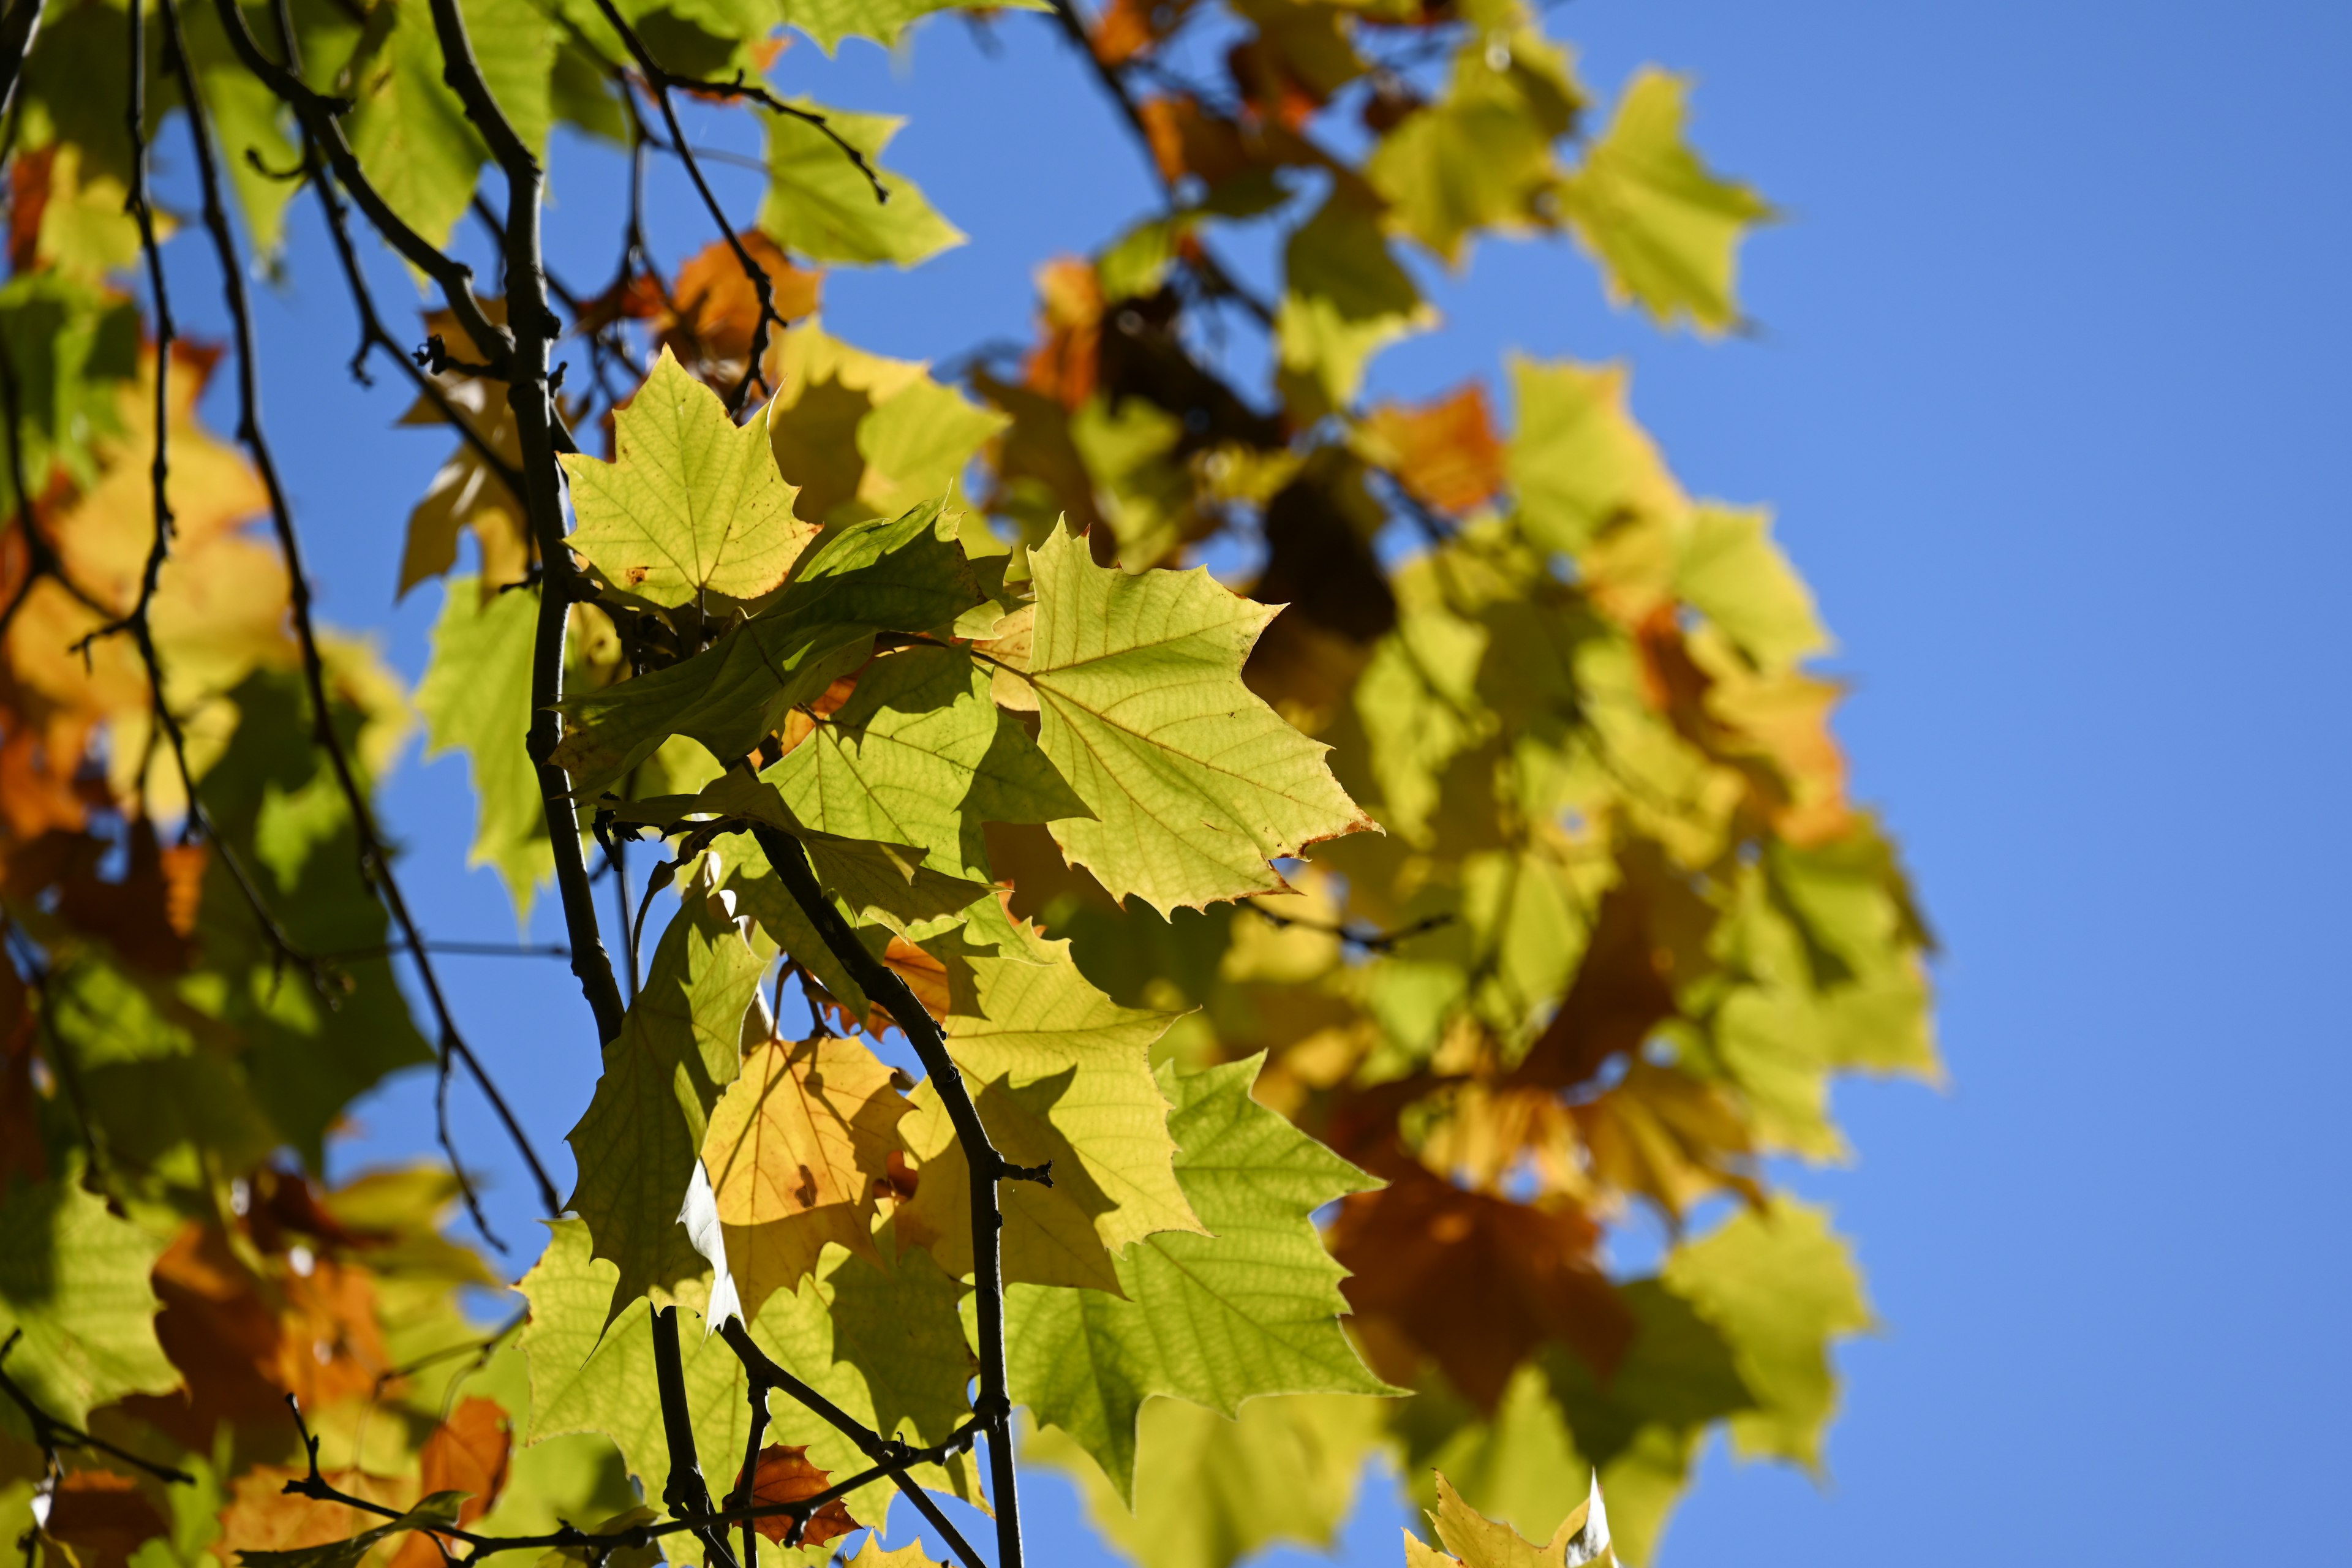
[1025, 524, 1375, 915]
[760, 102, 962, 268]
[0, 1174, 178, 1427]
[561, 349, 816, 608]
[1559, 69, 1772, 333]
[563, 886, 766, 1325]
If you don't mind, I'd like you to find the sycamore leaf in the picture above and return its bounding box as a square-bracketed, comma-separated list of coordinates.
[701, 1033, 911, 1316]
[780, 0, 1039, 51]
[1003, 1055, 1394, 1501]
[42, 1468, 170, 1568]
[417, 578, 551, 927]
[1360, 385, 1507, 516]
[564, 889, 766, 1325]
[560, 349, 816, 607]
[897, 941, 1198, 1290]
[759, 102, 962, 268]
[552, 501, 980, 799]
[388, 1398, 511, 1568]
[1275, 188, 1432, 415]
[1559, 69, 1773, 334]
[1365, 29, 1581, 265]
[1659, 1196, 1869, 1468]
[766, 321, 1009, 525]
[1026, 1393, 1392, 1568]
[844, 1537, 947, 1568]
[1672, 505, 1828, 671]
[1506, 357, 1685, 557]
[735, 1445, 858, 1547]
[1025, 524, 1374, 914]
[342, 0, 491, 250]
[214, 1468, 417, 1568]
[1408, 1470, 1615, 1568]
[766, 643, 1088, 883]
[0, 1174, 178, 1427]
[518, 1221, 756, 1501]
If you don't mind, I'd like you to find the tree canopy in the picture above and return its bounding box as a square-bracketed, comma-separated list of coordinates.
[0, 0, 1936, 1564]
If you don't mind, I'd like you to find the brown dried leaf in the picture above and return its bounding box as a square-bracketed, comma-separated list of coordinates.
[733, 1444, 858, 1548]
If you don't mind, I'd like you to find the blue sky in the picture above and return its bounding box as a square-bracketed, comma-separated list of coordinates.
[149, 0, 2352, 1561]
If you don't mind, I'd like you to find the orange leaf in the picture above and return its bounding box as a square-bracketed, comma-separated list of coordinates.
[213, 1467, 412, 1566]
[0, 948, 44, 1186]
[389, 1398, 511, 1568]
[733, 1444, 859, 1548]
[1329, 1160, 1632, 1410]
[1362, 385, 1506, 515]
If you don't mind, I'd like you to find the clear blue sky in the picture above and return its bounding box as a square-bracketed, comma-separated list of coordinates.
[148, 0, 2352, 1561]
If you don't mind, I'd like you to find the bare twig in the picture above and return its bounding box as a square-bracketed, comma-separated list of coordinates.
[0, 1332, 193, 1485]
[1246, 903, 1455, 953]
[203, 0, 511, 374]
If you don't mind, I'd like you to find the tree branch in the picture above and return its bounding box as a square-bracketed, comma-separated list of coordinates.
[156, 0, 563, 1240]
[205, 0, 510, 375]
[741, 820, 1027, 1568]
[423, 0, 627, 1045]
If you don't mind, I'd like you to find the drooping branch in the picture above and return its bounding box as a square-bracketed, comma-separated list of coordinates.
[648, 1307, 740, 1568]
[742, 819, 1031, 1568]
[0, 0, 43, 118]
[423, 0, 628, 1045]
[154, 0, 563, 1238]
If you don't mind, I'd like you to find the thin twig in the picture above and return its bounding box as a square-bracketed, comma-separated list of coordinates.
[1246, 903, 1455, 954]
[0, 1332, 194, 1485]
[203, 0, 510, 374]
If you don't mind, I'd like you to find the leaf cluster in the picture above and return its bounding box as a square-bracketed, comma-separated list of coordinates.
[0, 0, 1932, 1565]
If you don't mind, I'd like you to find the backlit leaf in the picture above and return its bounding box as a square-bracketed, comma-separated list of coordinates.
[1004, 1055, 1393, 1500]
[561, 349, 817, 608]
[1025, 524, 1375, 914]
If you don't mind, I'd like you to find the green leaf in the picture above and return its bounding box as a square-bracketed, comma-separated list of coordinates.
[564, 885, 766, 1325]
[759, 101, 962, 268]
[0, 1175, 178, 1428]
[1672, 505, 1827, 671]
[1025, 524, 1374, 915]
[898, 941, 1197, 1291]
[344, 0, 489, 251]
[1365, 28, 1581, 265]
[418, 578, 551, 928]
[560, 349, 817, 608]
[1559, 68, 1773, 333]
[1658, 1196, 1869, 1468]
[779, 0, 1041, 51]
[1506, 356, 1684, 556]
[518, 1222, 979, 1538]
[766, 643, 1087, 883]
[518, 1220, 755, 1499]
[552, 500, 981, 799]
[1003, 1055, 1395, 1501]
[1025, 1393, 1392, 1568]
[1275, 189, 1431, 416]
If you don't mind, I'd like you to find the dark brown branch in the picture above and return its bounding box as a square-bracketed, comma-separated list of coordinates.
[0, 1331, 192, 1485]
[277, 1384, 984, 1561]
[581, 0, 848, 414]
[648, 1308, 739, 1568]
[716, 1319, 988, 1568]
[742, 820, 1026, 1568]
[205, 0, 510, 375]
[312, 165, 530, 502]
[156, 0, 562, 1240]
[423, 0, 628, 1044]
